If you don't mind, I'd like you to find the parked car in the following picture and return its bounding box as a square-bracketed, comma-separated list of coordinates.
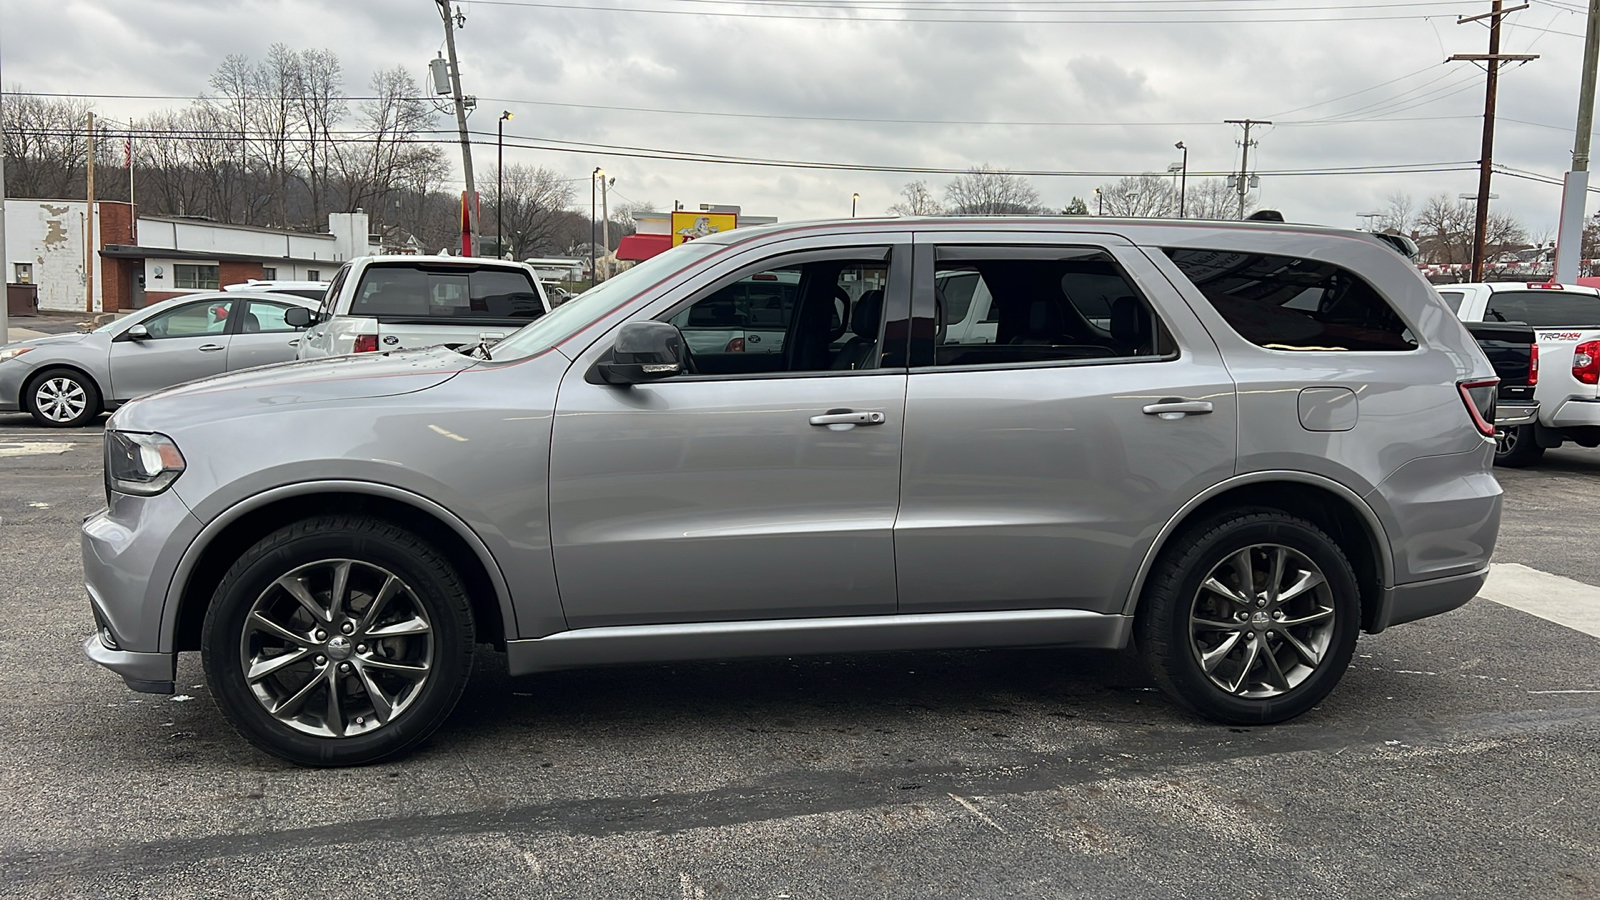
[293, 256, 550, 359]
[1447, 281, 1600, 466]
[223, 279, 330, 301]
[0, 291, 318, 427]
[83, 218, 1501, 766]
[1463, 321, 1540, 463]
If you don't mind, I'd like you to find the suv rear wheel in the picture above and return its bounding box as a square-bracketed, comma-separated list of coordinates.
[1137, 509, 1360, 725]
[201, 515, 475, 766]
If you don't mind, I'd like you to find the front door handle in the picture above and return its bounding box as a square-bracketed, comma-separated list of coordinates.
[288, 339, 301, 346]
[1142, 398, 1214, 418]
[810, 410, 886, 427]
[198, 343, 225, 352]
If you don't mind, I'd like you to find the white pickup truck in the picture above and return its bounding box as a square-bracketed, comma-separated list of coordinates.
[1447, 281, 1600, 466]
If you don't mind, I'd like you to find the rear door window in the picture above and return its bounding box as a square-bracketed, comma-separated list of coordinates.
[1164, 248, 1417, 352]
[1483, 290, 1600, 327]
[350, 265, 545, 321]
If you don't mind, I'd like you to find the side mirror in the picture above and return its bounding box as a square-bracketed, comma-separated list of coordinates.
[283, 307, 315, 328]
[595, 321, 686, 385]
[124, 324, 150, 341]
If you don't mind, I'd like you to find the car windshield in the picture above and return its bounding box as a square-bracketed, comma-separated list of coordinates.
[488, 240, 724, 361]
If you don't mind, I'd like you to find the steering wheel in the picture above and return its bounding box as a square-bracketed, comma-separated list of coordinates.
[828, 286, 850, 343]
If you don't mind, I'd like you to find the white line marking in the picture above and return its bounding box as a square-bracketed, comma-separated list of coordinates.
[1528, 690, 1600, 695]
[948, 792, 1008, 834]
[0, 442, 73, 458]
[1480, 564, 1600, 639]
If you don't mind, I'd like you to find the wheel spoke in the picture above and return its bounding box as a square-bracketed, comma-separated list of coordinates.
[1265, 547, 1287, 604]
[364, 615, 431, 639]
[325, 666, 346, 737]
[1202, 576, 1252, 608]
[1229, 638, 1262, 693]
[328, 560, 352, 621]
[247, 647, 313, 683]
[1201, 632, 1244, 674]
[1280, 629, 1324, 668]
[276, 574, 330, 624]
[354, 665, 394, 724]
[1231, 548, 1257, 602]
[358, 655, 429, 679]
[248, 611, 310, 647]
[1261, 642, 1292, 691]
[358, 575, 403, 633]
[270, 663, 327, 717]
[1280, 606, 1334, 628]
[1276, 570, 1325, 605]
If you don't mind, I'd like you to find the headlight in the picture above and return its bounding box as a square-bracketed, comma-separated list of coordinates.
[0, 346, 34, 363]
[105, 431, 186, 496]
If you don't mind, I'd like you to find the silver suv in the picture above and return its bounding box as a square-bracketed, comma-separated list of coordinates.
[83, 218, 1502, 766]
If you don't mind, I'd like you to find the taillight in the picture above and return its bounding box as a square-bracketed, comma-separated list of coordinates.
[725, 337, 745, 352]
[1529, 343, 1539, 386]
[353, 334, 379, 353]
[1574, 340, 1600, 385]
[1458, 379, 1499, 437]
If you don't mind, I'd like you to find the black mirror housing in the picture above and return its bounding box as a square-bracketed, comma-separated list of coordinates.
[596, 321, 686, 385]
[283, 307, 315, 328]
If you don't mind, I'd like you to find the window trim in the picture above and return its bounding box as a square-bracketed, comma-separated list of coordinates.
[649, 244, 909, 381]
[910, 241, 1180, 370]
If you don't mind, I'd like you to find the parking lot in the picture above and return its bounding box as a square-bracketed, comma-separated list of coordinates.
[2, 413, 1598, 898]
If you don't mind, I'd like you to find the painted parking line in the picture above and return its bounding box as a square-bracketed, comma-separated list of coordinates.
[1480, 563, 1600, 639]
[0, 441, 75, 458]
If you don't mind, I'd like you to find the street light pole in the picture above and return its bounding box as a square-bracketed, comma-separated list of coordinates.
[851, 192, 859, 217]
[1175, 141, 1188, 218]
[590, 168, 599, 289]
[1094, 187, 1103, 216]
[600, 173, 610, 282]
[497, 111, 511, 258]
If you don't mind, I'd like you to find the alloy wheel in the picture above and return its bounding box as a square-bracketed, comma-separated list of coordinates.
[240, 558, 434, 738]
[1187, 543, 1336, 698]
[34, 377, 86, 423]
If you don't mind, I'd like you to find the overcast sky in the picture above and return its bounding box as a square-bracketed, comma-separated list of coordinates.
[4, 0, 1597, 237]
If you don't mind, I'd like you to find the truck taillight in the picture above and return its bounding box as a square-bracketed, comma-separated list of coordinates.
[353, 334, 379, 353]
[1573, 340, 1600, 385]
[1529, 342, 1539, 386]
[1457, 379, 1499, 438]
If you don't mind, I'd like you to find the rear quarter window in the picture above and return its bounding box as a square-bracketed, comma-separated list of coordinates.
[1164, 248, 1417, 352]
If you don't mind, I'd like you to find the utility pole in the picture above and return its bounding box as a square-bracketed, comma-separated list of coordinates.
[590, 168, 599, 288]
[435, 0, 479, 256]
[599, 172, 610, 282]
[0, 32, 8, 344]
[85, 111, 96, 313]
[1224, 119, 1270, 219]
[1556, 0, 1600, 284]
[1450, 2, 1537, 281]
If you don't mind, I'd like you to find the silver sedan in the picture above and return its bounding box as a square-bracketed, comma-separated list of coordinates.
[0, 291, 318, 427]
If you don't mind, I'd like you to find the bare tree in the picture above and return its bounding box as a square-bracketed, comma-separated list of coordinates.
[1380, 191, 1415, 235]
[1414, 193, 1526, 266]
[944, 165, 1042, 215]
[1180, 178, 1256, 220]
[1095, 175, 1175, 218]
[333, 67, 445, 226]
[2, 91, 94, 198]
[291, 48, 347, 226]
[888, 180, 943, 216]
[487, 164, 577, 258]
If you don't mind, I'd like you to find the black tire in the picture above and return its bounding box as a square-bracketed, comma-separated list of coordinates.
[1494, 424, 1544, 468]
[1136, 508, 1360, 725]
[201, 515, 475, 766]
[23, 367, 101, 427]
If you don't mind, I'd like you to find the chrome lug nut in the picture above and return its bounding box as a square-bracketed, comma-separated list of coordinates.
[356, 644, 367, 653]
[339, 662, 351, 672]
[340, 621, 355, 635]
[1267, 631, 1276, 638]
[315, 630, 327, 641]
[1256, 598, 1267, 608]
[315, 655, 327, 665]
[356, 716, 365, 725]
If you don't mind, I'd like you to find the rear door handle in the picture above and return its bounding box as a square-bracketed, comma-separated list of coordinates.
[1142, 398, 1214, 417]
[198, 343, 225, 352]
[810, 410, 886, 426]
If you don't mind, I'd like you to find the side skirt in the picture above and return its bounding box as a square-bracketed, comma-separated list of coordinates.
[506, 609, 1133, 675]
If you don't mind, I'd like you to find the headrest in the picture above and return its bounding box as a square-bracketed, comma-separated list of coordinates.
[1110, 296, 1147, 345]
[852, 290, 884, 339]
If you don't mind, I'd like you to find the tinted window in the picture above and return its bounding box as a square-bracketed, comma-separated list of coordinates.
[1484, 290, 1600, 327]
[320, 265, 350, 318]
[1165, 248, 1416, 352]
[143, 300, 233, 338]
[351, 266, 545, 320]
[242, 301, 300, 333]
[663, 253, 891, 376]
[1437, 290, 1465, 314]
[930, 247, 1172, 367]
[936, 272, 980, 325]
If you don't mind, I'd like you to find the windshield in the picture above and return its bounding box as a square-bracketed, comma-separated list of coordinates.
[488, 240, 723, 360]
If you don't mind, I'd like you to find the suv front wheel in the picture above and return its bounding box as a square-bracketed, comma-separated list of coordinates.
[1137, 509, 1360, 725]
[201, 515, 476, 766]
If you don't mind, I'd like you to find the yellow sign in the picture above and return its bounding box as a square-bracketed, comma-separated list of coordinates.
[671, 211, 737, 247]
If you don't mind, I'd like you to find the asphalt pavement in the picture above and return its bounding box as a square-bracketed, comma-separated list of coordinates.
[2, 415, 1598, 898]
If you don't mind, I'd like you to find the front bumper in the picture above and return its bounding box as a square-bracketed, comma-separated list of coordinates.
[80, 489, 203, 693]
[1495, 399, 1539, 428]
[0, 361, 30, 411]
